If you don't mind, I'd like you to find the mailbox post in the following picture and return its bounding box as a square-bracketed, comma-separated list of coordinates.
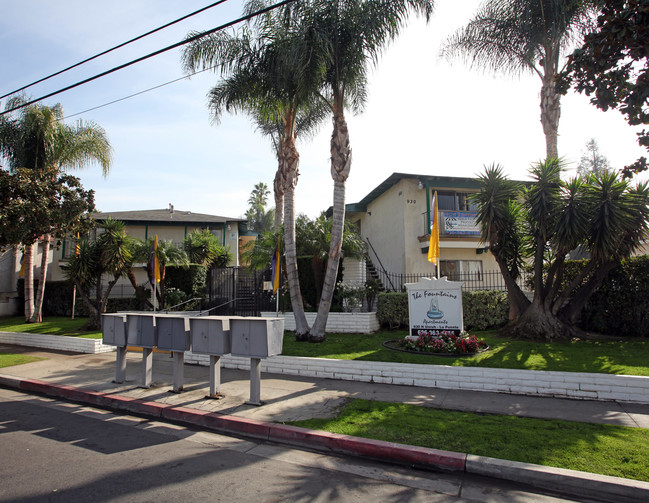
[189, 316, 231, 398]
[230, 317, 284, 405]
[126, 313, 158, 388]
[156, 315, 191, 393]
[101, 313, 128, 383]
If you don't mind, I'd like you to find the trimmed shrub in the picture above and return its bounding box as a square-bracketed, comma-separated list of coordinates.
[377, 290, 508, 331]
[581, 256, 649, 337]
[463, 290, 509, 330]
[376, 292, 409, 329]
[165, 265, 207, 298]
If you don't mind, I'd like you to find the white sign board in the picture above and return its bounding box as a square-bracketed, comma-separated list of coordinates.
[405, 277, 464, 336]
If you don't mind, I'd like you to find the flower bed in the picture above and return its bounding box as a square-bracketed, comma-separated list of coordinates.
[385, 330, 488, 356]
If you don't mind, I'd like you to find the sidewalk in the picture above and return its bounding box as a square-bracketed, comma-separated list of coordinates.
[2, 343, 649, 502]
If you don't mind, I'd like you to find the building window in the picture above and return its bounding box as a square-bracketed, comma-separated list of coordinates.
[439, 260, 483, 280]
[436, 191, 478, 211]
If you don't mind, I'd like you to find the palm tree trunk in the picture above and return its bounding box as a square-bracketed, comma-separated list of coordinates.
[31, 234, 51, 323]
[23, 242, 35, 322]
[126, 269, 153, 309]
[540, 72, 561, 160]
[310, 107, 352, 342]
[278, 136, 310, 339]
[273, 169, 284, 228]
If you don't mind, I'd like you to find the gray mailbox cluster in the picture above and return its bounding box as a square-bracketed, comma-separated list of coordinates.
[102, 312, 284, 404]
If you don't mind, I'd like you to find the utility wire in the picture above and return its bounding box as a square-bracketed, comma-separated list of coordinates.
[0, 0, 229, 100]
[1, 0, 298, 116]
[62, 66, 215, 120]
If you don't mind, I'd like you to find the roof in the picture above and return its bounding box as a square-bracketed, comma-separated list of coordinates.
[342, 172, 483, 214]
[93, 209, 245, 225]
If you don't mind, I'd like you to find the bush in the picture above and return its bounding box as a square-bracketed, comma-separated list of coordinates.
[377, 290, 509, 331]
[463, 290, 509, 331]
[165, 265, 207, 299]
[376, 292, 409, 329]
[581, 256, 649, 337]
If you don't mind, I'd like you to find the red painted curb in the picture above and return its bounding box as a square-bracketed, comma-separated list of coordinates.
[0, 375, 465, 472]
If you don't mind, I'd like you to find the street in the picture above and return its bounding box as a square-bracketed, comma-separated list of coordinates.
[0, 387, 587, 502]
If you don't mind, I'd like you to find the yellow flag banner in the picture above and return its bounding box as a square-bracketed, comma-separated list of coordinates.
[427, 191, 439, 265]
[154, 235, 161, 284]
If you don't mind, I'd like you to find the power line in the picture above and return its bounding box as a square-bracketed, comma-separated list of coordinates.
[0, 0, 230, 100]
[62, 66, 216, 120]
[1, 0, 298, 116]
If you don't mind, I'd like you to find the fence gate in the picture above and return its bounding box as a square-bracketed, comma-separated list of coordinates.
[207, 267, 274, 316]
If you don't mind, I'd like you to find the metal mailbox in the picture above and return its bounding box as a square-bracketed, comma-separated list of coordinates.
[156, 315, 191, 352]
[126, 313, 158, 348]
[101, 313, 127, 346]
[190, 316, 231, 355]
[230, 317, 285, 358]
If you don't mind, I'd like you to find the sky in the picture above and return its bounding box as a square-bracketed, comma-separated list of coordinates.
[1, 1, 646, 220]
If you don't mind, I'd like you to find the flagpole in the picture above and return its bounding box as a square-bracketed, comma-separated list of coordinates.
[71, 286, 77, 319]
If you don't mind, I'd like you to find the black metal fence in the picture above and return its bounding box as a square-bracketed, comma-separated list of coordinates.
[206, 267, 275, 316]
[373, 269, 532, 293]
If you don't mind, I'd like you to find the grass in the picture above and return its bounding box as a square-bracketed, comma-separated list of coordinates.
[282, 330, 649, 376]
[288, 399, 649, 482]
[0, 353, 45, 368]
[0, 317, 102, 339]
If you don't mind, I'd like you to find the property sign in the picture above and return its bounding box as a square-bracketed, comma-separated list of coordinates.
[405, 277, 464, 336]
[442, 211, 481, 236]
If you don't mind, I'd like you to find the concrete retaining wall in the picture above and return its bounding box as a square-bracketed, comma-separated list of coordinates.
[260, 312, 380, 334]
[2, 330, 647, 404]
[0, 331, 115, 354]
[184, 353, 649, 404]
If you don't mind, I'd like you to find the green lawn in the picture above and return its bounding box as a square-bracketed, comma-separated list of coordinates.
[0, 353, 45, 368]
[0, 317, 102, 339]
[288, 399, 649, 482]
[282, 330, 649, 376]
[1, 317, 648, 375]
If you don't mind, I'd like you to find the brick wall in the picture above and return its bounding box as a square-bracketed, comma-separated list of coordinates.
[260, 312, 380, 334]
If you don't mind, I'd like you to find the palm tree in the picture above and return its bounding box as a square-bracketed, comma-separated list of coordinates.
[181, 6, 328, 340]
[0, 97, 112, 322]
[472, 161, 649, 340]
[143, 237, 190, 308]
[64, 218, 132, 330]
[441, 0, 600, 160]
[301, 0, 434, 341]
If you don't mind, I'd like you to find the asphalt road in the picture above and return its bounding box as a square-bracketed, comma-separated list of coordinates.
[0, 388, 588, 503]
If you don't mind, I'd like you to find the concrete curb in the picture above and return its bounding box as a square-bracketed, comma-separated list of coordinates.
[2, 374, 648, 502]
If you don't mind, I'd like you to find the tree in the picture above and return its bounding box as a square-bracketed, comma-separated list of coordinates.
[300, 0, 434, 341]
[441, 0, 600, 160]
[143, 237, 190, 308]
[472, 160, 649, 341]
[245, 182, 275, 233]
[64, 218, 133, 330]
[577, 138, 610, 177]
[181, 3, 328, 339]
[0, 166, 95, 320]
[0, 98, 112, 322]
[558, 0, 649, 178]
[183, 228, 232, 267]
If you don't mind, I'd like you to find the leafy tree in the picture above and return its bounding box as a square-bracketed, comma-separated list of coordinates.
[558, 0, 649, 177]
[577, 138, 611, 177]
[472, 160, 649, 341]
[297, 0, 434, 341]
[182, 2, 328, 339]
[64, 218, 133, 330]
[0, 97, 111, 322]
[441, 0, 600, 160]
[0, 166, 95, 320]
[183, 228, 232, 267]
[242, 213, 366, 306]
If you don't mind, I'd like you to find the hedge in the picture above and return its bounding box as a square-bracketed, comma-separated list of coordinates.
[376, 290, 508, 331]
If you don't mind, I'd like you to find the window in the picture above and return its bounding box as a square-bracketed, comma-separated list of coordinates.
[439, 260, 483, 281]
[436, 191, 478, 211]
